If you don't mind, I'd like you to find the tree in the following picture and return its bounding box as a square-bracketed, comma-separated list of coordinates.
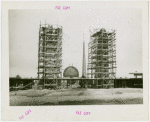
[16, 75, 21, 79]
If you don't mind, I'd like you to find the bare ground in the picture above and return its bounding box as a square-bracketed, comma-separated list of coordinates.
[10, 88, 143, 106]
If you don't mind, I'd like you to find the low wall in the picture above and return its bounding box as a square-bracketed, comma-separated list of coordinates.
[9, 78, 143, 89]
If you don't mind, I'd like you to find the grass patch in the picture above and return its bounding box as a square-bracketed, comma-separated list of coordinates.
[115, 91, 123, 94]
[78, 92, 84, 96]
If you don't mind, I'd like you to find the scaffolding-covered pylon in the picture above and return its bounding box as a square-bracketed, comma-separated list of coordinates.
[38, 22, 63, 86]
[87, 28, 116, 88]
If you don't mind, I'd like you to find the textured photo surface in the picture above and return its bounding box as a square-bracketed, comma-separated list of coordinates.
[2, 1, 148, 121]
[9, 8, 143, 106]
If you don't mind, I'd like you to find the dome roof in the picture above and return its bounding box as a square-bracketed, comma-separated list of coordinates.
[63, 66, 79, 78]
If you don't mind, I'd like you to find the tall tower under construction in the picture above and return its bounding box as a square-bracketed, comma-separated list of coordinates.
[87, 28, 116, 88]
[82, 34, 86, 78]
[38, 22, 62, 85]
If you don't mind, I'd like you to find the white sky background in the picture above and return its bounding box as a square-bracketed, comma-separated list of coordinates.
[9, 9, 142, 78]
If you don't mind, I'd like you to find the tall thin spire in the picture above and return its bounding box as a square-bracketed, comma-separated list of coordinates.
[82, 33, 86, 78]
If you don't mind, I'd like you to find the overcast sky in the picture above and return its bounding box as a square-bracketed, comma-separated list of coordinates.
[9, 9, 142, 78]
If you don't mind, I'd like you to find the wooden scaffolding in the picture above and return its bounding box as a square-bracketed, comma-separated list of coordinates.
[87, 28, 116, 88]
[38, 22, 62, 87]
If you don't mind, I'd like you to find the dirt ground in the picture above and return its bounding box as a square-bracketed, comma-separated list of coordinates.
[10, 88, 143, 106]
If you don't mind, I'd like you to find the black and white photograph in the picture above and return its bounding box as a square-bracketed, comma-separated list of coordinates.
[9, 8, 143, 106]
[2, 1, 149, 121]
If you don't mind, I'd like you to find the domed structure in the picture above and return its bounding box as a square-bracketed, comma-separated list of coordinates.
[63, 66, 79, 78]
